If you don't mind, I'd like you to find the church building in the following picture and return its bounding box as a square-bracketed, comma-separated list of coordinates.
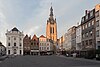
[46, 6, 57, 43]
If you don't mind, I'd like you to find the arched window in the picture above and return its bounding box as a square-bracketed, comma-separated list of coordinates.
[14, 43, 16, 46]
[8, 43, 10, 46]
[53, 27, 54, 33]
[8, 50, 10, 54]
[14, 49, 16, 54]
[50, 27, 52, 33]
[20, 50, 22, 55]
[19, 43, 21, 46]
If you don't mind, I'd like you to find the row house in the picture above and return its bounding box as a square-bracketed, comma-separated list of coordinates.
[39, 35, 47, 55]
[39, 35, 54, 55]
[23, 35, 31, 55]
[57, 4, 100, 57]
[76, 25, 82, 50]
[76, 4, 100, 58]
[6, 27, 24, 55]
[71, 26, 76, 51]
[63, 33, 69, 51]
[23, 34, 54, 55]
[64, 28, 71, 51]
[58, 36, 64, 50]
[30, 34, 39, 55]
[62, 34, 67, 50]
[95, 4, 100, 50]
[63, 26, 76, 52]
[77, 4, 100, 58]
[81, 9, 96, 58]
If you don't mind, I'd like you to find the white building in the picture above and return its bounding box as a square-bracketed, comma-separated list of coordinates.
[6, 27, 24, 55]
[60, 34, 67, 50]
[76, 25, 82, 50]
[46, 39, 54, 52]
[39, 35, 47, 52]
[0, 42, 6, 56]
[66, 28, 72, 51]
[63, 33, 68, 50]
[58, 36, 65, 50]
[39, 35, 54, 54]
[95, 4, 100, 49]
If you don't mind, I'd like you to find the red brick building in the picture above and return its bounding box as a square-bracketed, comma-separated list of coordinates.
[23, 35, 31, 55]
[30, 34, 39, 55]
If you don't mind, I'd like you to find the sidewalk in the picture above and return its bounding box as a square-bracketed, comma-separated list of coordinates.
[57, 55, 100, 63]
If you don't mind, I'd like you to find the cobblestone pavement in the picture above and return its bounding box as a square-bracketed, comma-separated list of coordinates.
[0, 55, 100, 67]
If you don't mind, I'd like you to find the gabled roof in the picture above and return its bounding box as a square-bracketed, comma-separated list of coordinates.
[11, 27, 19, 31]
[32, 34, 38, 40]
[39, 35, 46, 38]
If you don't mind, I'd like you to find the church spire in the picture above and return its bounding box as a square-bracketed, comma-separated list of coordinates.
[50, 6, 53, 16]
[50, 3, 53, 17]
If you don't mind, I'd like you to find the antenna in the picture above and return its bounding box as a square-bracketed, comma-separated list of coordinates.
[51, 2, 52, 6]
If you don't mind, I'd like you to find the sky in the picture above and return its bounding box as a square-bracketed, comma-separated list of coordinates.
[0, 0, 100, 46]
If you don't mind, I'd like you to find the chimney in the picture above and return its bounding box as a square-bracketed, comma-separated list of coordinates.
[85, 10, 88, 15]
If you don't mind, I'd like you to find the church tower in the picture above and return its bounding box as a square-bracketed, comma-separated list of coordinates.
[46, 6, 57, 43]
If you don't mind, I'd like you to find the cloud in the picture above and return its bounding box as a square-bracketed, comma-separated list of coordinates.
[0, 0, 99, 46]
[22, 0, 51, 36]
[0, 12, 9, 46]
[24, 26, 40, 36]
[0, 0, 11, 46]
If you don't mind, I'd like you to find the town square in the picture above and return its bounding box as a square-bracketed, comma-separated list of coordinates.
[0, 0, 100, 67]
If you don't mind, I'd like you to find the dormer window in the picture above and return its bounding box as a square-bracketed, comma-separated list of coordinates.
[81, 17, 84, 22]
[86, 15, 88, 20]
[90, 11, 93, 17]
